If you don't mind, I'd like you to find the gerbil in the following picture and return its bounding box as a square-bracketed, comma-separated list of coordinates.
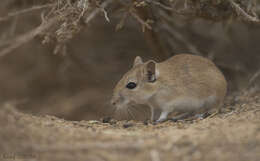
[111, 54, 227, 123]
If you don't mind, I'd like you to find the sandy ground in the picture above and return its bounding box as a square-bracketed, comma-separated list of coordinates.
[0, 92, 260, 161]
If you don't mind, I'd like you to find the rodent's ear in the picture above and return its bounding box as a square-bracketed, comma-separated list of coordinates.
[133, 56, 143, 67]
[145, 60, 156, 82]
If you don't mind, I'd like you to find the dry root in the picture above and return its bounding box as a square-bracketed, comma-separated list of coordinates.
[0, 0, 259, 57]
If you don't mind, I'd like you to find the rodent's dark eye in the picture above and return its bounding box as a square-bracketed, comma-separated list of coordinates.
[126, 82, 137, 89]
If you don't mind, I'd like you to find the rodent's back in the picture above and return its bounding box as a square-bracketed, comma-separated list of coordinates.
[157, 54, 227, 101]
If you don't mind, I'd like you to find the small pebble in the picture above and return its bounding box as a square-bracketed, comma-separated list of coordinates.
[88, 120, 99, 124]
[123, 123, 134, 128]
[143, 120, 149, 125]
[102, 117, 112, 123]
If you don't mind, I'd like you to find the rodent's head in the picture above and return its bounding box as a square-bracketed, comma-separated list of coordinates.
[111, 56, 159, 109]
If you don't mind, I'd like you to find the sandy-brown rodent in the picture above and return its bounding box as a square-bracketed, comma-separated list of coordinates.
[111, 54, 227, 123]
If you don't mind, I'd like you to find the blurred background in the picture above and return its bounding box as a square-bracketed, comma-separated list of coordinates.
[0, 0, 260, 121]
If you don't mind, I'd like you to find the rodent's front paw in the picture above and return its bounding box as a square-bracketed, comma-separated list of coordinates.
[155, 118, 167, 124]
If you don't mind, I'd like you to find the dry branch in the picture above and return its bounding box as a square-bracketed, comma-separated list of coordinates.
[0, 0, 114, 58]
[145, 0, 191, 16]
[84, 0, 114, 23]
[0, 4, 55, 22]
[229, 0, 260, 23]
[0, 0, 260, 59]
[249, 69, 260, 86]
[0, 15, 59, 58]
[130, 9, 152, 31]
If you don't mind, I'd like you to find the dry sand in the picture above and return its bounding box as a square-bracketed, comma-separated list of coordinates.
[0, 92, 259, 161]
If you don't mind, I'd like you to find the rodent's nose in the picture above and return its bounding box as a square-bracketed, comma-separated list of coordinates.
[111, 94, 123, 106]
[111, 100, 116, 106]
[110, 97, 117, 106]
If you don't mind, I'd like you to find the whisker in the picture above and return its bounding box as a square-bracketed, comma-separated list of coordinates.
[113, 107, 123, 120]
[130, 109, 137, 120]
[131, 107, 143, 120]
[127, 108, 135, 120]
[126, 108, 132, 120]
[130, 106, 139, 115]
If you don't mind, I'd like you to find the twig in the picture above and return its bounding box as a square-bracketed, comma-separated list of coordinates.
[145, 0, 191, 16]
[146, 0, 173, 11]
[0, 0, 114, 58]
[101, 7, 110, 22]
[130, 9, 152, 31]
[77, 0, 89, 21]
[133, 6, 170, 60]
[85, 0, 114, 23]
[0, 4, 55, 22]
[0, 16, 59, 58]
[116, 12, 129, 30]
[249, 69, 260, 86]
[160, 18, 203, 56]
[228, 0, 260, 23]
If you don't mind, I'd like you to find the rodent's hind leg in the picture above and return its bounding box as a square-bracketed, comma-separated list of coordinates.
[170, 112, 193, 122]
[155, 111, 169, 123]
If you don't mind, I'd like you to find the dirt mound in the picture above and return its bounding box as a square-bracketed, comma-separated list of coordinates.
[1, 92, 259, 161]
